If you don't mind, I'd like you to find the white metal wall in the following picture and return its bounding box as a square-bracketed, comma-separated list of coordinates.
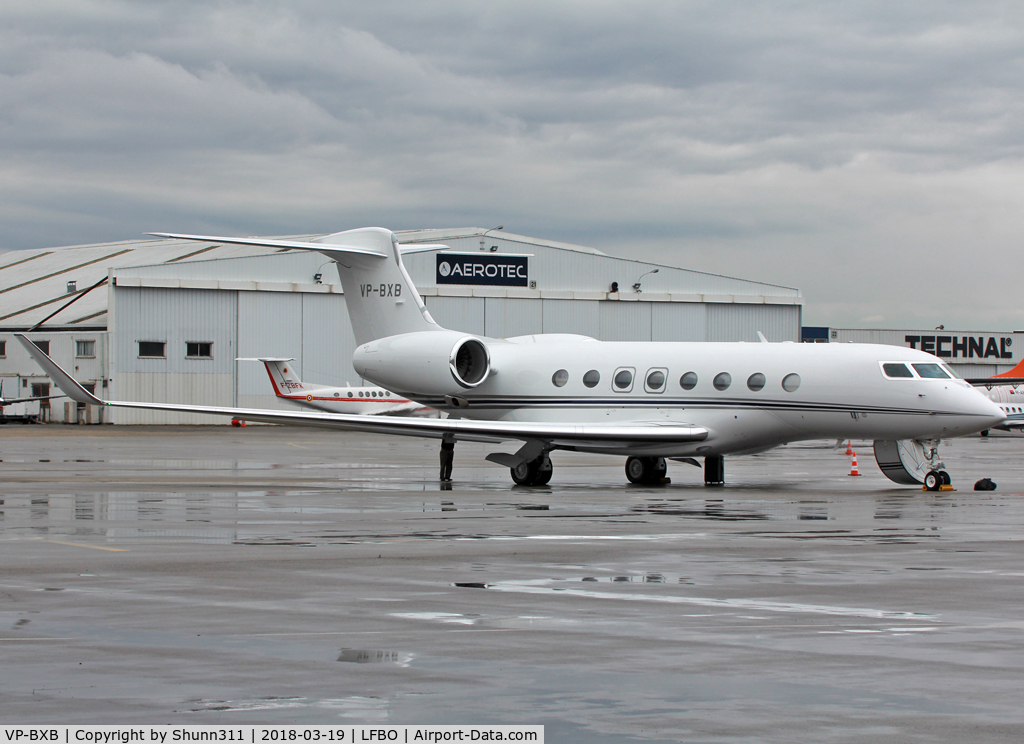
[112, 286, 237, 424]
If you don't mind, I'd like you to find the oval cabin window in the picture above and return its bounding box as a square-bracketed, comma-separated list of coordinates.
[583, 370, 601, 388]
[782, 373, 801, 392]
[747, 373, 766, 391]
[680, 371, 698, 390]
[614, 369, 633, 389]
[552, 369, 569, 387]
[713, 372, 732, 391]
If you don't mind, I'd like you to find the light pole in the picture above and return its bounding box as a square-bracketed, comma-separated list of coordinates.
[633, 268, 659, 292]
[479, 225, 503, 251]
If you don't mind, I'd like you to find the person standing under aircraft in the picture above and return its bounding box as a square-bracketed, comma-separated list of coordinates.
[440, 435, 455, 482]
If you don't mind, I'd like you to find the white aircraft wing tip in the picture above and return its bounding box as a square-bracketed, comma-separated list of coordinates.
[14, 334, 104, 406]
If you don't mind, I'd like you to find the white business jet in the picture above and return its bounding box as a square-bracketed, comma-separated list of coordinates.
[238, 357, 423, 415]
[18, 227, 1005, 490]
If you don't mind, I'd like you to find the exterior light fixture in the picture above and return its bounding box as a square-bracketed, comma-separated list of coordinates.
[632, 268, 659, 293]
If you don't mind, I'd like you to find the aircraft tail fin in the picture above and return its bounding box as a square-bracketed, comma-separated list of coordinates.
[151, 228, 447, 344]
[237, 357, 312, 398]
[992, 358, 1024, 379]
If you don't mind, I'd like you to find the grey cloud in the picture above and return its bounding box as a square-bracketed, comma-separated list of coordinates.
[2, 1, 1024, 328]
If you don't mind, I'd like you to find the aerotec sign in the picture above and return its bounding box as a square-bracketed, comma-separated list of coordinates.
[436, 253, 529, 287]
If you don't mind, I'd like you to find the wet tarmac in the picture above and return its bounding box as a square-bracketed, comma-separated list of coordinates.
[2, 425, 1024, 742]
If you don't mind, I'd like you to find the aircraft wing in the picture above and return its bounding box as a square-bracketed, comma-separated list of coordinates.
[16, 335, 707, 448]
[0, 394, 66, 405]
[965, 378, 1024, 387]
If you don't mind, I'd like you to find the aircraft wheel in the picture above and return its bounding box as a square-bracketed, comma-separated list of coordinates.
[510, 455, 553, 486]
[924, 470, 941, 491]
[939, 470, 951, 486]
[625, 456, 665, 485]
[511, 460, 535, 485]
[625, 456, 648, 484]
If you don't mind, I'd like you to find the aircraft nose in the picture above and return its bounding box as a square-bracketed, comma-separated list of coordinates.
[976, 393, 1007, 428]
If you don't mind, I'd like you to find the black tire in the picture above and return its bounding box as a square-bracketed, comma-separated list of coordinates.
[939, 470, 951, 486]
[625, 456, 648, 484]
[511, 456, 553, 486]
[511, 460, 534, 485]
[924, 470, 941, 491]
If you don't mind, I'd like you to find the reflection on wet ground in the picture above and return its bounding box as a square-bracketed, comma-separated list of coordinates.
[2, 427, 1024, 740]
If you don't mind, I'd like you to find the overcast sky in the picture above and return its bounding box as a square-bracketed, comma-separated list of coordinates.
[2, 1, 1023, 329]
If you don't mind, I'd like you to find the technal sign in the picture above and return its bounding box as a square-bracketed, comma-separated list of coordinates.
[436, 253, 528, 287]
[906, 335, 1013, 360]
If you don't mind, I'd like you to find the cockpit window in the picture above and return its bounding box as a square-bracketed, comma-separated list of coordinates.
[913, 363, 951, 379]
[882, 363, 914, 378]
[939, 364, 961, 379]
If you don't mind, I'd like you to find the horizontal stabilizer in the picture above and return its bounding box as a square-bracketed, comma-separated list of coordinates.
[149, 232, 388, 258]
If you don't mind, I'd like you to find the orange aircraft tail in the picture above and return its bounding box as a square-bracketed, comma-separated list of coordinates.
[992, 358, 1024, 378]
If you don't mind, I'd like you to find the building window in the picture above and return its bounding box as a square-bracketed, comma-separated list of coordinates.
[582, 370, 600, 388]
[76, 340, 96, 358]
[138, 341, 166, 358]
[552, 369, 569, 387]
[186, 342, 213, 359]
[679, 371, 698, 390]
[33, 340, 50, 355]
[0, 340, 5, 357]
[747, 373, 766, 391]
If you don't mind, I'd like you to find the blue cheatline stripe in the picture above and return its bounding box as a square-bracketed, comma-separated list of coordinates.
[399, 394, 963, 417]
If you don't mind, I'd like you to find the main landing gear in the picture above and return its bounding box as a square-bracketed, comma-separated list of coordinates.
[510, 454, 553, 486]
[625, 456, 667, 485]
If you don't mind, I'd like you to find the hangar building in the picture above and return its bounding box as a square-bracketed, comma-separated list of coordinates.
[802, 327, 1023, 378]
[0, 228, 803, 424]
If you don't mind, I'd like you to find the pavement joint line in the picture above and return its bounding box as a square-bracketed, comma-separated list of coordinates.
[28, 538, 128, 552]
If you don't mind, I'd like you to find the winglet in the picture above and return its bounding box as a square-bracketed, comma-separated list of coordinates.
[15, 334, 104, 406]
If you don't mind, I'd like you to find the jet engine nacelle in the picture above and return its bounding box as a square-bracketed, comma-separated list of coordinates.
[353, 330, 492, 395]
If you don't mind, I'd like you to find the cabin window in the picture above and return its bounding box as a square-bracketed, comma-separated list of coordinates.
[138, 341, 166, 358]
[679, 371, 698, 390]
[713, 372, 732, 391]
[613, 367, 634, 392]
[552, 369, 569, 387]
[644, 368, 667, 393]
[358, 391, 365, 398]
[747, 373, 766, 391]
[881, 363, 914, 379]
[912, 363, 951, 379]
[583, 370, 601, 388]
[334, 392, 340, 397]
[186, 342, 213, 359]
[347, 391, 353, 397]
[782, 373, 801, 392]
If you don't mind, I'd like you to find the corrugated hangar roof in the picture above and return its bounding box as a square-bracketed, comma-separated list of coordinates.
[0, 228, 799, 330]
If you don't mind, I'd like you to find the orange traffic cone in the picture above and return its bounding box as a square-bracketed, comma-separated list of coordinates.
[845, 440, 853, 456]
[849, 452, 861, 476]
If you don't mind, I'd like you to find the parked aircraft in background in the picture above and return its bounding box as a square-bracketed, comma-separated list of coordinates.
[965, 359, 1024, 432]
[239, 357, 424, 415]
[19, 227, 1005, 490]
